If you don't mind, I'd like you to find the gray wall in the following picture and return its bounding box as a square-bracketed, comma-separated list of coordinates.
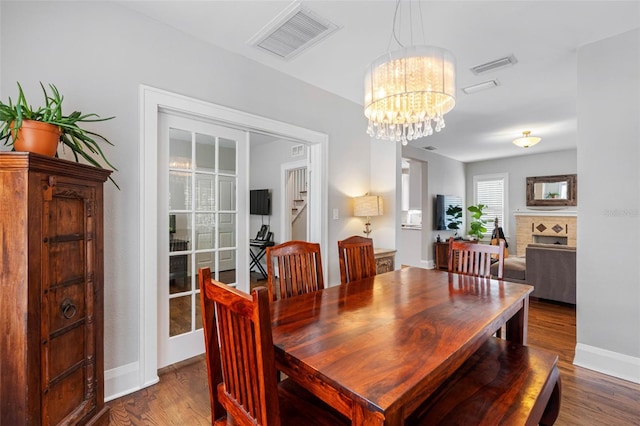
[575, 28, 639, 381]
[1, 0, 373, 391]
[465, 149, 577, 249]
[398, 145, 466, 267]
[249, 139, 298, 246]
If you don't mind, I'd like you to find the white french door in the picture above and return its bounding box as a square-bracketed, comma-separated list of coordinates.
[157, 111, 247, 368]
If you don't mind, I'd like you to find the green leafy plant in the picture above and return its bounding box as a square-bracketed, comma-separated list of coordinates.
[446, 204, 462, 230]
[0, 82, 117, 185]
[467, 203, 488, 239]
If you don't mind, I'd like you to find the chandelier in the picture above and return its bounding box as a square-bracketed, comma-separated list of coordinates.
[512, 131, 541, 148]
[364, 1, 456, 145]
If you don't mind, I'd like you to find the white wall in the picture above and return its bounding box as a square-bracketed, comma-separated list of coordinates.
[465, 149, 577, 248]
[249, 139, 297, 245]
[398, 145, 465, 268]
[0, 1, 373, 397]
[574, 28, 640, 383]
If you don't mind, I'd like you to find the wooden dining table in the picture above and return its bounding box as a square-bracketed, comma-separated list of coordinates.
[270, 267, 533, 426]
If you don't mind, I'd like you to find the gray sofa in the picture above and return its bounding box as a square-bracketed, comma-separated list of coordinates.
[492, 243, 576, 304]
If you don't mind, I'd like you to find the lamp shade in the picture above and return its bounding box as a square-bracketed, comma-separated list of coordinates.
[354, 195, 383, 217]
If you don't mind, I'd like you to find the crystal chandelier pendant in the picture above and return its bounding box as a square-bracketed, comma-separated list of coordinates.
[364, 43, 456, 144]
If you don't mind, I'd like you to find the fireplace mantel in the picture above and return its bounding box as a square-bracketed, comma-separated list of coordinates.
[514, 212, 577, 256]
[514, 210, 577, 217]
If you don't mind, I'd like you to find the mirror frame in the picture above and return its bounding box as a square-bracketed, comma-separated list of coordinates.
[526, 174, 577, 206]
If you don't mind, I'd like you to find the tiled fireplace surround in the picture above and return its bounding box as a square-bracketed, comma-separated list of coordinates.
[515, 212, 577, 257]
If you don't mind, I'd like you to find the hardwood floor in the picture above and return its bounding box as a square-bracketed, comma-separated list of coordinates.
[107, 299, 640, 425]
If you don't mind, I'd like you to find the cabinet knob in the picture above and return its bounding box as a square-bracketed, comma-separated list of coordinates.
[61, 298, 78, 320]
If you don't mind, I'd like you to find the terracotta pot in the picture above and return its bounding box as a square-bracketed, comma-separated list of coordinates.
[11, 120, 61, 157]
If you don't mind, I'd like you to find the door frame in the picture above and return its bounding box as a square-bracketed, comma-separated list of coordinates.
[280, 159, 308, 242]
[137, 85, 328, 391]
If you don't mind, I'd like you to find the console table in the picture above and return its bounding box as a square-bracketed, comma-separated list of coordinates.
[374, 248, 396, 274]
[434, 241, 450, 270]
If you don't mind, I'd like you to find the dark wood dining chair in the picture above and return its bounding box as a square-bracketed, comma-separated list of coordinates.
[198, 268, 348, 426]
[337, 235, 377, 284]
[266, 240, 324, 301]
[448, 237, 505, 279]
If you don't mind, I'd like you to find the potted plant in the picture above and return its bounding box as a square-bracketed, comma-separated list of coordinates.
[467, 203, 488, 239]
[0, 82, 117, 174]
[446, 204, 463, 230]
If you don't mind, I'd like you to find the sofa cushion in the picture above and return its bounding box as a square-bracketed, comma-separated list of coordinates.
[491, 256, 526, 281]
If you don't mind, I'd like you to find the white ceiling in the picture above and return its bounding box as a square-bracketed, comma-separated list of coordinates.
[119, 1, 640, 162]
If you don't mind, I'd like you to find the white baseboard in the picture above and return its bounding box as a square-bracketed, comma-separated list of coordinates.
[398, 260, 433, 269]
[574, 343, 640, 384]
[104, 361, 159, 402]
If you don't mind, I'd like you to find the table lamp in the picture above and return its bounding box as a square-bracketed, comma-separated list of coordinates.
[353, 194, 383, 237]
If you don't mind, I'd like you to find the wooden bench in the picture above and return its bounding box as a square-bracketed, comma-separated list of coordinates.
[407, 337, 561, 425]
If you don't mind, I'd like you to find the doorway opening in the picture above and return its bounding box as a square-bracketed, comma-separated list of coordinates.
[134, 85, 328, 397]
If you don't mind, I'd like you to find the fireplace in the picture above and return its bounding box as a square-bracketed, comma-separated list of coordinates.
[515, 213, 577, 256]
[533, 235, 568, 245]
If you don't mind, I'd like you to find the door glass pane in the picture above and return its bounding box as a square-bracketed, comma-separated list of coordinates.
[219, 249, 236, 276]
[218, 267, 236, 286]
[195, 293, 203, 330]
[169, 253, 191, 294]
[219, 214, 235, 247]
[218, 176, 236, 211]
[169, 128, 192, 169]
[219, 138, 236, 173]
[195, 173, 215, 211]
[195, 133, 216, 171]
[195, 252, 214, 288]
[169, 172, 192, 211]
[170, 214, 191, 250]
[195, 213, 215, 250]
[169, 296, 191, 336]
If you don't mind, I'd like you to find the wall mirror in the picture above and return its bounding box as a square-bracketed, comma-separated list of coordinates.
[526, 174, 577, 206]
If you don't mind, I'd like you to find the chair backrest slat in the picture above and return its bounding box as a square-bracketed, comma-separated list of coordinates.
[199, 267, 281, 425]
[448, 238, 505, 279]
[267, 241, 324, 301]
[337, 236, 377, 284]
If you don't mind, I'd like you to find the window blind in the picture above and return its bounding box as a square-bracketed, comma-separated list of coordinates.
[474, 174, 507, 235]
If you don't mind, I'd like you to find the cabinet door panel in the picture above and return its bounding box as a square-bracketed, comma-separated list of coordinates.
[49, 324, 85, 379]
[43, 180, 97, 425]
[47, 366, 86, 424]
[48, 282, 86, 332]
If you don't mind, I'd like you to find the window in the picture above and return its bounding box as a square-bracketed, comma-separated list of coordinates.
[473, 173, 508, 236]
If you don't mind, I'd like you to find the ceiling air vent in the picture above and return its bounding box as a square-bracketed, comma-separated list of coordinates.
[248, 2, 340, 60]
[470, 55, 517, 75]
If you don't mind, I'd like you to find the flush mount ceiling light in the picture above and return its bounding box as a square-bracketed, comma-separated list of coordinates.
[364, 0, 456, 146]
[513, 131, 541, 148]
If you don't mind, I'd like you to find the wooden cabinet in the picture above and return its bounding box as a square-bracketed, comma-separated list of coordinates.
[0, 153, 111, 425]
[374, 248, 396, 274]
[434, 242, 449, 270]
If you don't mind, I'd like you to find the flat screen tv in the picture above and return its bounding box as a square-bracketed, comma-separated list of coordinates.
[434, 194, 463, 231]
[250, 189, 271, 215]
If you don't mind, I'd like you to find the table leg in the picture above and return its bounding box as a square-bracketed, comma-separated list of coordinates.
[505, 296, 529, 344]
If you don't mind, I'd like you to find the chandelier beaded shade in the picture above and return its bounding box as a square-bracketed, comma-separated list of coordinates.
[364, 45, 456, 146]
